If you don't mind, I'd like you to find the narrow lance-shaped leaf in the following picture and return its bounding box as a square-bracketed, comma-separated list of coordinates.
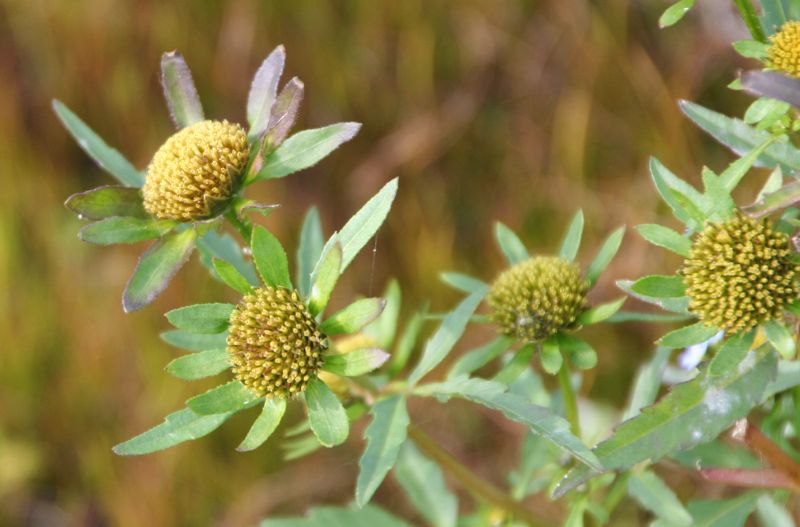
[636, 224, 691, 257]
[296, 206, 324, 297]
[337, 177, 398, 270]
[78, 217, 175, 245]
[718, 139, 774, 192]
[394, 442, 458, 527]
[160, 330, 228, 352]
[447, 336, 512, 379]
[577, 297, 626, 325]
[559, 210, 584, 261]
[746, 180, 800, 217]
[160, 51, 204, 128]
[65, 185, 147, 220]
[247, 45, 285, 139]
[196, 230, 259, 287]
[266, 76, 304, 146]
[187, 380, 260, 415]
[630, 275, 686, 298]
[308, 241, 342, 316]
[762, 320, 795, 359]
[323, 348, 390, 377]
[212, 257, 253, 295]
[321, 298, 386, 335]
[304, 378, 349, 447]
[237, 397, 287, 452]
[356, 395, 410, 507]
[623, 347, 672, 420]
[659, 0, 695, 28]
[251, 226, 292, 289]
[649, 157, 707, 229]
[658, 322, 719, 348]
[166, 303, 235, 334]
[742, 70, 800, 109]
[628, 470, 692, 526]
[616, 279, 691, 315]
[439, 272, 487, 294]
[166, 348, 230, 380]
[494, 222, 528, 265]
[113, 407, 232, 455]
[586, 226, 625, 286]
[123, 228, 197, 312]
[52, 100, 145, 187]
[363, 279, 401, 349]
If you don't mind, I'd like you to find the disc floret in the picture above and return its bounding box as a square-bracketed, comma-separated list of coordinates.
[682, 213, 799, 333]
[488, 256, 589, 342]
[768, 21, 800, 78]
[227, 286, 328, 398]
[143, 119, 249, 221]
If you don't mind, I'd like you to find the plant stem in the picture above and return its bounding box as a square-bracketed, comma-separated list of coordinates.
[224, 209, 253, 242]
[558, 363, 581, 438]
[741, 420, 800, 484]
[733, 0, 767, 43]
[601, 472, 631, 518]
[408, 426, 550, 527]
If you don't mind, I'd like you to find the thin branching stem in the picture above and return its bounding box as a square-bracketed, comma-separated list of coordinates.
[558, 363, 581, 438]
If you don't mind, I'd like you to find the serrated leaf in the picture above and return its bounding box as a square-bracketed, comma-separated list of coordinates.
[439, 272, 488, 294]
[394, 442, 457, 527]
[336, 177, 398, 270]
[408, 288, 487, 385]
[559, 210, 584, 261]
[78, 217, 175, 245]
[187, 380, 259, 415]
[628, 470, 692, 526]
[196, 230, 259, 286]
[679, 100, 800, 173]
[659, 0, 695, 28]
[166, 349, 230, 380]
[53, 100, 145, 187]
[212, 257, 253, 295]
[237, 398, 286, 452]
[251, 226, 292, 289]
[448, 336, 512, 379]
[587, 226, 625, 286]
[160, 330, 228, 352]
[577, 297, 626, 325]
[248, 46, 285, 138]
[309, 241, 342, 316]
[494, 222, 528, 265]
[636, 224, 692, 257]
[323, 348, 390, 377]
[415, 377, 601, 470]
[658, 322, 719, 348]
[266, 76, 304, 146]
[166, 303, 235, 333]
[160, 51, 204, 128]
[321, 298, 385, 335]
[762, 320, 795, 359]
[631, 275, 686, 298]
[122, 228, 197, 312]
[252, 123, 361, 181]
[260, 505, 412, 527]
[304, 378, 349, 447]
[65, 185, 147, 220]
[113, 407, 231, 455]
[296, 206, 324, 297]
[355, 396, 410, 507]
[554, 347, 777, 498]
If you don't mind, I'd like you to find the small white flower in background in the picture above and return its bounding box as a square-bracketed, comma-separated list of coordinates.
[678, 330, 724, 370]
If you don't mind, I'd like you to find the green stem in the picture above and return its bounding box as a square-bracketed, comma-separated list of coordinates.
[733, 0, 767, 43]
[408, 427, 551, 527]
[558, 363, 581, 438]
[224, 209, 253, 242]
[601, 472, 631, 519]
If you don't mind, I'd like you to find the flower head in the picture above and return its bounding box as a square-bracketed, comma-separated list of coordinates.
[143, 120, 249, 221]
[488, 256, 589, 342]
[682, 213, 799, 333]
[768, 21, 800, 78]
[227, 286, 327, 398]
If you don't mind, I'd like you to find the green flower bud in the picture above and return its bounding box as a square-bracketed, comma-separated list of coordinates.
[682, 213, 799, 333]
[143, 120, 249, 221]
[768, 21, 800, 78]
[227, 287, 327, 398]
[488, 256, 589, 342]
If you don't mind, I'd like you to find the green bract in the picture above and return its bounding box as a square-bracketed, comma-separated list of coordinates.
[57, 47, 360, 312]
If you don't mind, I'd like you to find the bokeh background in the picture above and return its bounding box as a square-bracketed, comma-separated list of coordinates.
[0, 0, 769, 525]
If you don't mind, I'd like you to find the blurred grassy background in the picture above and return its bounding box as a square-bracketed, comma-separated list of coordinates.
[0, 0, 768, 525]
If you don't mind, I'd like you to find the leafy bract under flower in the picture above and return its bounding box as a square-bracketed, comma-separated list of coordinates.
[768, 21, 800, 78]
[682, 213, 799, 333]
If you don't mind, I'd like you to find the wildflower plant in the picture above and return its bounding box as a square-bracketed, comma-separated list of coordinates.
[55, 2, 800, 525]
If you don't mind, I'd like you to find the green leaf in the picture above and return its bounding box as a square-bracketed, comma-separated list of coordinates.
[559, 210, 584, 261]
[321, 298, 385, 335]
[261, 505, 411, 527]
[388, 305, 428, 377]
[415, 377, 601, 470]
[616, 279, 691, 315]
[540, 338, 563, 375]
[253, 123, 361, 181]
[577, 297, 626, 325]
[408, 289, 487, 385]
[355, 395, 410, 507]
[587, 226, 625, 286]
[558, 334, 597, 370]
[679, 100, 800, 173]
[676, 493, 760, 527]
[160, 330, 228, 352]
[166, 303, 235, 334]
[159, 51, 204, 128]
[732, 39, 770, 59]
[492, 344, 535, 385]
[323, 348, 390, 377]
[166, 349, 230, 380]
[623, 347, 672, 420]
[657, 322, 719, 348]
[708, 331, 756, 377]
[747, 180, 800, 217]
[718, 139, 774, 192]
[628, 470, 692, 526]
[308, 242, 342, 316]
[247, 46, 285, 139]
[762, 320, 796, 359]
[439, 272, 488, 294]
[609, 311, 692, 323]
[296, 206, 324, 297]
[635, 224, 692, 257]
[659, 0, 695, 28]
[52, 100, 145, 187]
[122, 228, 197, 312]
[237, 398, 286, 451]
[649, 157, 707, 229]
[304, 378, 349, 447]
[494, 222, 528, 265]
[554, 347, 777, 498]
[763, 359, 800, 399]
[337, 178, 398, 270]
[212, 258, 253, 295]
[760, 0, 788, 36]
[251, 226, 292, 289]
[631, 275, 686, 298]
[113, 408, 232, 455]
[744, 98, 790, 128]
[448, 336, 512, 379]
[65, 186, 147, 220]
[78, 217, 175, 245]
[187, 380, 259, 415]
[394, 442, 458, 527]
[196, 230, 259, 286]
[363, 279, 401, 349]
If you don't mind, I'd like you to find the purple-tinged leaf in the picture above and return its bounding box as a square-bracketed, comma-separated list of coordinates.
[65, 185, 147, 220]
[266, 77, 304, 146]
[160, 51, 204, 129]
[742, 70, 800, 108]
[745, 181, 800, 217]
[247, 45, 285, 139]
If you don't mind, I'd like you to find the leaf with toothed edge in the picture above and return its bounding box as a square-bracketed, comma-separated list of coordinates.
[160, 51, 204, 128]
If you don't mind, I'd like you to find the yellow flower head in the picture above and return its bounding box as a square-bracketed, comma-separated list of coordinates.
[768, 21, 800, 78]
[143, 120, 249, 221]
[682, 213, 799, 333]
[488, 256, 589, 342]
[227, 287, 328, 398]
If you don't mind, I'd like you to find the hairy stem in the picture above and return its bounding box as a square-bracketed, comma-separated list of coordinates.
[558, 363, 581, 438]
[408, 426, 550, 527]
[733, 0, 767, 43]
